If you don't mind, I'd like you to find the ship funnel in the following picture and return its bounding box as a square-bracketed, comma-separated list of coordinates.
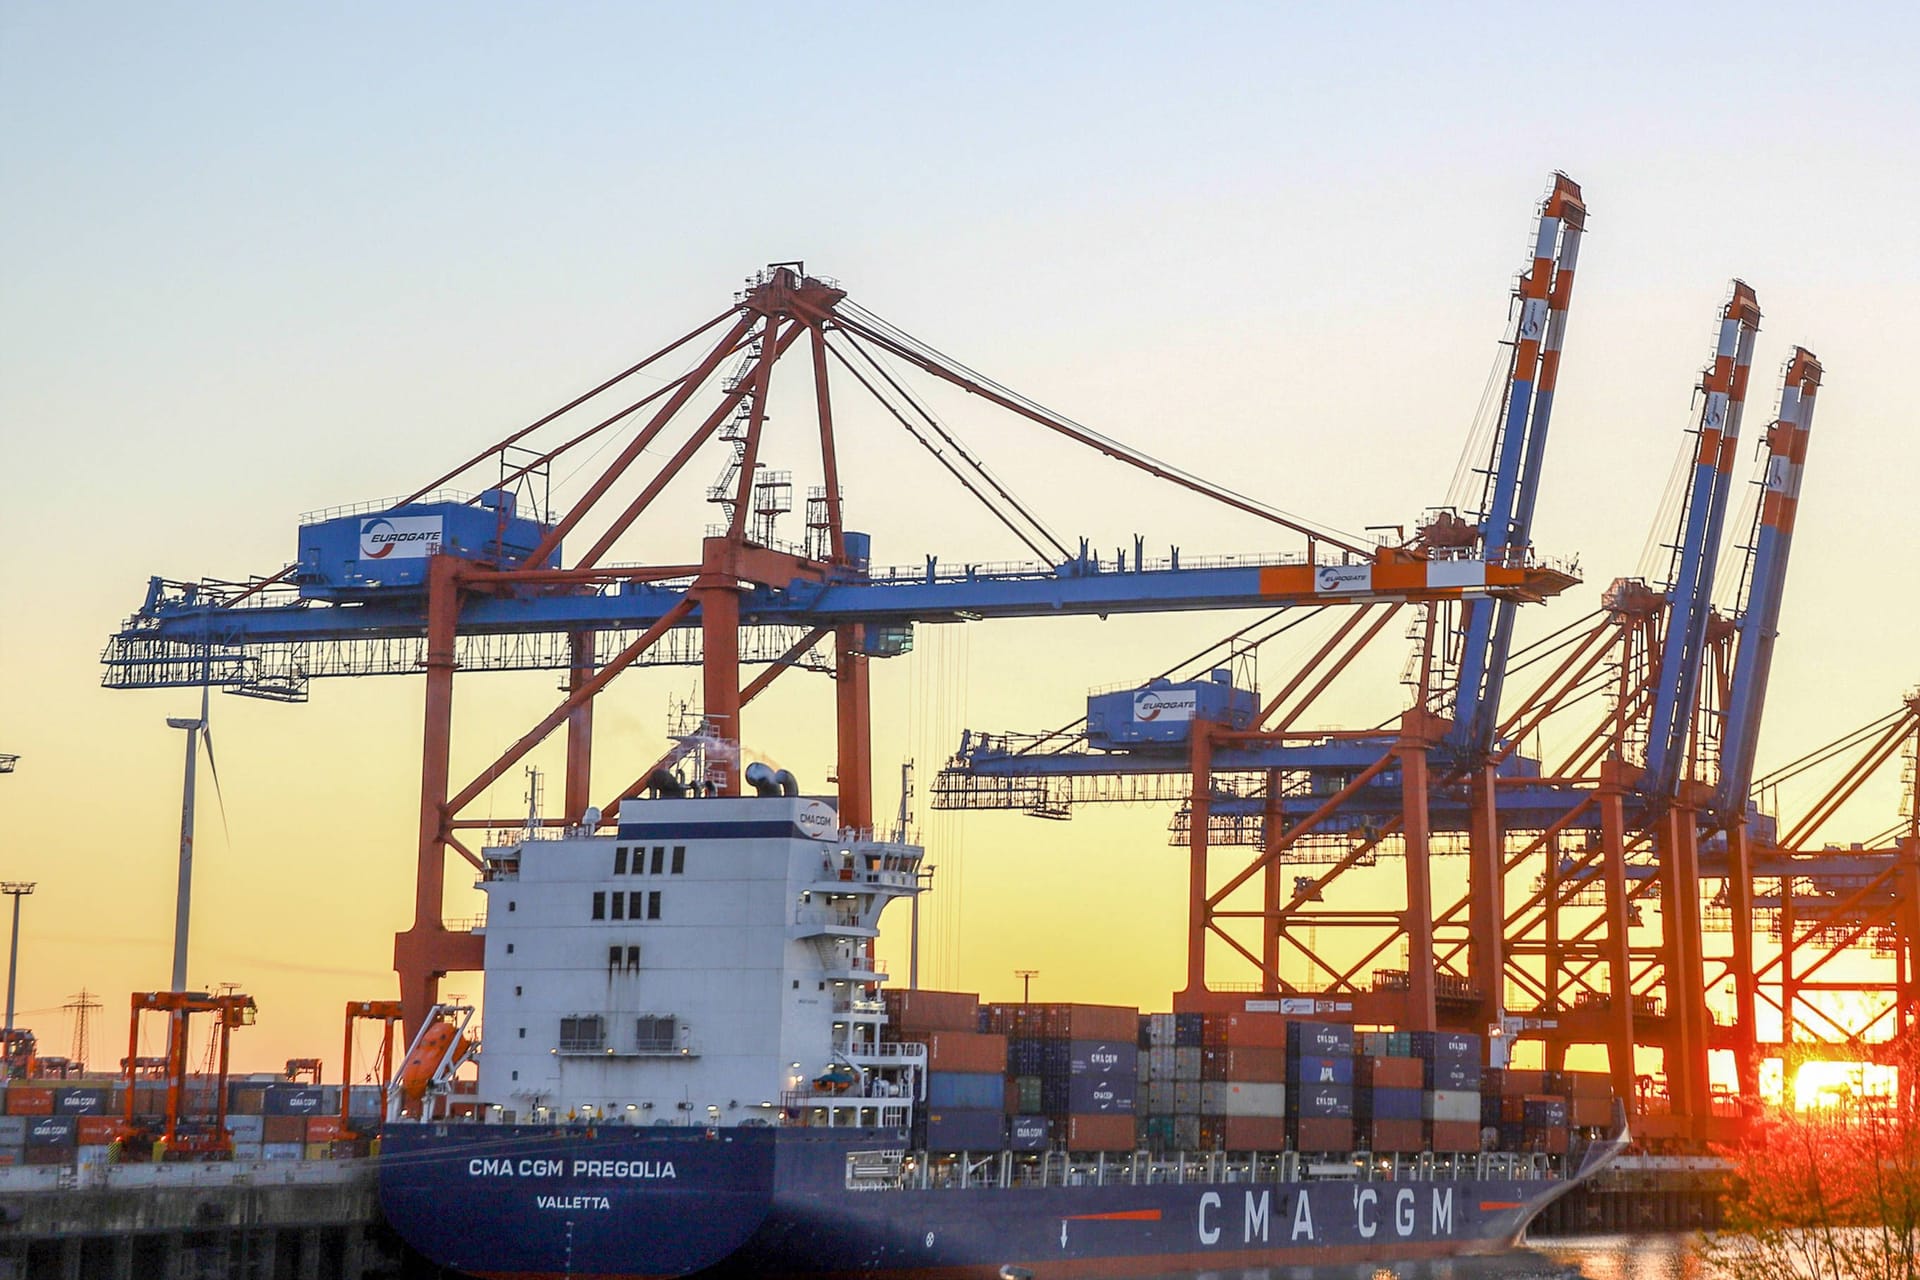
[744, 761, 782, 797]
[646, 768, 686, 798]
[773, 769, 799, 797]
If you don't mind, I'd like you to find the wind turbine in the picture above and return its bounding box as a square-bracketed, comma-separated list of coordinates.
[165, 685, 229, 993]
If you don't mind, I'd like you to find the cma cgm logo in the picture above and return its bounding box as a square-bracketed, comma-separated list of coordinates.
[359, 516, 443, 560]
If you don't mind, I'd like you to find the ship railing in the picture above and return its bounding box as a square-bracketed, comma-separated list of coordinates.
[896, 1146, 1569, 1192]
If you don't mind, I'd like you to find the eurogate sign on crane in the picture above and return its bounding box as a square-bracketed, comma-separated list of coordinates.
[105, 209, 1581, 1034]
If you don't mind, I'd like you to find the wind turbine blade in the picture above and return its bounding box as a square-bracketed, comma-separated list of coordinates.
[201, 724, 233, 849]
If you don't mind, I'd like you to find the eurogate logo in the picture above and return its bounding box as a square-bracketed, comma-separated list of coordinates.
[359, 515, 444, 560]
[1132, 689, 1197, 723]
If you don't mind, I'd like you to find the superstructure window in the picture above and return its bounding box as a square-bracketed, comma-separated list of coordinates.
[671, 846, 686, 874]
[628, 891, 643, 920]
[614, 847, 628, 875]
[591, 892, 605, 920]
[559, 1015, 605, 1053]
[647, 890, 662, 920]
[635, 1015, 677, 1053]
[608, 945, 622, 972]
[651, 846, 665, 875]
[611, 892, 626, 921]
[625, 945, 640, 970]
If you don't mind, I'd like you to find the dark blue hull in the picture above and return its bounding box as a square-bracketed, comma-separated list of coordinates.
[379, 1124, 1609, 1279]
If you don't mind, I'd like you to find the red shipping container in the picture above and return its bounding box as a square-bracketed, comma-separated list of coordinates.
[1571, 1096, 1612, 1127]
[1220, 1116, 1289, 1150]
[883, 989, 979, 1034]
[1289, 1116, 1352, 1152]
[1358, 1056, 1424, 1089]
[1220, 1014, 1289, 1048]
[1060, 1113, 1135, 1150]
[1042, 1005, 1138, 1042]
[1203, 1047, 1288, 1082]
[263, 1115, 306, 1144]
[1565, 1071, 1611, 1099]
[1365, 1118, 1425, 1152]
[925, 1031, 1007, 1074]
[23, 1145, 69, 1166]
[1426, 1120, 1481, 1153]
[306, 1116, 347, 1143]
[1500, 1070, 1547, 1096]
[1526, 1127, 1570, 1154]
[6, 1087, 53, 1116]
[76, 1117, 131, 1145]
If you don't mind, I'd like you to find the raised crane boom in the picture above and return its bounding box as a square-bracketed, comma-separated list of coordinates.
[1446, 174, 1587, 759]
[1714, 347, 1823, 817]
[1641, 282, 1763, 798]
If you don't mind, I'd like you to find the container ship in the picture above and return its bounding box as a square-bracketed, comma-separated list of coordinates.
[376, 779, 1627, 1278]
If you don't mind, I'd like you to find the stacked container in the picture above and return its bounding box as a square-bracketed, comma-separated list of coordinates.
[1413, 1030, 1483, 1154]
[1197, 1013, 1289, 1150]
[987, 1002, 1137, 1151]
[1354, 1053, 1424, 1152]
[1563, 1070, 1614, 1127]
[886, 989, 1006, 1152]
[1285, 1021, 1355, 1152]
[1134, 1012, 1203, 1151]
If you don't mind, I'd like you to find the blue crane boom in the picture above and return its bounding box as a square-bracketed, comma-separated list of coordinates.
[1641, 283, 1763, 798]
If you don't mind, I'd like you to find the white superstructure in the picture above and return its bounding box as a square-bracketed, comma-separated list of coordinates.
[472, 793, 925, 1128]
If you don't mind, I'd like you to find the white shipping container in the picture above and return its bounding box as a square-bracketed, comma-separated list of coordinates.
[226, 1114, 266, 1140]
[1173, 1047, 1202, 1082]
[1201, 1081, 1287, 1117]
[231, 1140, 263, 1161]
[0, 1117, 26, 1144]
[1148, 1046, 1177, 1080]
[1147, 1080, 1176, 1114]
[261, 1142, 304, 1161]
[1423, 1090, 1479, 1123]
[1148, 1013, 1177, 1047]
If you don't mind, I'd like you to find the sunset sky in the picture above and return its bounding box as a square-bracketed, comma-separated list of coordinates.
[3, 4, 1916, 1076]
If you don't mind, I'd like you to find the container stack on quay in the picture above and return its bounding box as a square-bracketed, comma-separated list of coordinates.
[0, 1077, 385, 1167]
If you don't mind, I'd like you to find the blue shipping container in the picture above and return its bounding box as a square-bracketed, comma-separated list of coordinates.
[1288, 1054, 1355, 1087]
[1361, 1087, 1423, 1121]
[1068, 1041, 1137, 1077]
[1286, 1022, 1355, 1057]
[1425, 1057, 1483, 1091]
[1174, 1013, 1205, 1047]
[1409, 1030, 1482, 1060]
[926, 1072, 1005, 1111]
[924, 1108, 1005, 1151]
[1067, 1073, 1136, 1115]
[263, 1085, 334, 1116]
[1008, 1039, 1046, 1075]
[1288, 1084, 1354, 1119]
[27, 1116, 78, 1147]
[1009, 1116, 1051, 1152]
[53, 1087, 110, 1115]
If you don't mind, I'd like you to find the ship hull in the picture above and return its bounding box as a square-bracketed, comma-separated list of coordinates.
[379, 1123, 1608, 1279]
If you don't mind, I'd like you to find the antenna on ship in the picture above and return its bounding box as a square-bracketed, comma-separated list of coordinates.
[524, 765, 544, 832]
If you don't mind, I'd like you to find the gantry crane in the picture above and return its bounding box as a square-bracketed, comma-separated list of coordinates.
[106, 245, 1579, 1034]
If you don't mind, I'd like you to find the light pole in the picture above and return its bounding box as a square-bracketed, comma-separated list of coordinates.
[1016, 969, 1039, 1004]
[2, 882, 35, 1076]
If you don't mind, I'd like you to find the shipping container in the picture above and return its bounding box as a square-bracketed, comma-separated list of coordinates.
[1288, 1084, 1353, 1119]
[1172, 1114, 1201, 1149]
[1200, 1081, 1286, 1117]
[1357, 1056, 1424, 1089]
[228, 1085, 267, 1115]
[26, 1116, 77, 1147]
[1008, 1038, 1045, 1076]
[926, 1072, 1003, 1111]
[0, 1117, 25, 1145]
[1571, 1096, 1612, 1127]
[1365, 1118, 1425, 1152]
[1285, 1021, 1355, 1057]
[1059, 1113, 1134, 1150]
[883, 988, 980, 1035]
[1565, 1071, 1611, 1099]
[1174, 1013, 1204, 1047]
[1172, 1080, 1203, 1116]
[1014, 1076, 1042, 1115]
[1357, 1087, 1422, 1121]
[230, 1140, 263, 1162]
[1215, 1014, 1290, 1049]
[1288, 1055, 1354, 1087]
[1360, 1031, 1412, 1058]
[261, 1142, 304, 1161]
[227, 1114, 266, 1141]
[1008, 1115, 1050, 1152]
[23, 1145, 69, 1166]
[348, 1085, 384, 1118]
[925, 1031, 1007, 1074]
[1288, 1116, 1352, 1151]
[1172, 1047, 1202, 1081]
[1068, 1041, 1137, 1079]
[76, 1116, 130, 1145]
[1408, 1030, 1481, 1061]
[1038, 1004, 1138, 1042]
[53, 1086, 111, 1116]
[1424, 1089, 1480, 1123]
[1200, 1047, 1287, 1082]
[922, 1106, 1003, 1149]
[306, 1116, 348, 1143]
[1424, 1057, 1482, 1091]
[5, 1087, 53, 1117]
[263, 1115, 307, 1144]
[1425, 1119, 1481, 1153]
[1220, 1115, 1289, 1150]
[1498, 1069, 1548, 1096]
[263, 1085, 333, 1116]
[1512, 1095, 1568, 1128]
[1144, 1013, 1174, 1048]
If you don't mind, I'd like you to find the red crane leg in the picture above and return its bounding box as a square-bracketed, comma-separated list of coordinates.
[1397, 711, 1438, 1033]
[1181, 726, 1214, 997]
[1466, 766, 1504, 1029]
[1262, 770, 1283, 992]
[699, 582, 742, 796]
[1660, 803, 1710, 1138]
[1598, 762, 1636, 1102]
[1726, 822, 1760, 1100]
[834, 626, 872, 830]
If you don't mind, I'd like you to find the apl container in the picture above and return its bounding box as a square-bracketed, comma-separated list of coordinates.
[1289, 1055, 1355, 1087]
